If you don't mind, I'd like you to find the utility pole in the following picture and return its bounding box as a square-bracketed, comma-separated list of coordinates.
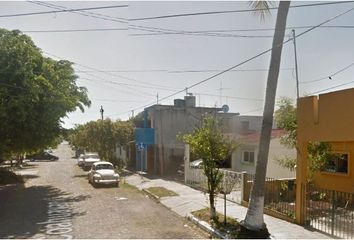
[156, 93, 159, 104]
[292, 29, 300, 100]
[100, 105, 104, 120]
[131, 110, 134, 118]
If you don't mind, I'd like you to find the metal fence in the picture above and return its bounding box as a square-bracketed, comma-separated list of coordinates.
[185, 167, 243, 204]
[244, 174, 296, 220]
[304, 184, 354, 238]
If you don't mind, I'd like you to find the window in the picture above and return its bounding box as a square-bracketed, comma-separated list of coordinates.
[243, 151, 255, 164]
[324, 153, 348, 174]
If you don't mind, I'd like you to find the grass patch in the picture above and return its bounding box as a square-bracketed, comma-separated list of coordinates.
[192, 208, 269, 239]
[146, 187, 178, 198]
[0, 168, 24, 185]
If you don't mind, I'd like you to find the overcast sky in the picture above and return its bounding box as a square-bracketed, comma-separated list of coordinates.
[1, 1, 354, 128]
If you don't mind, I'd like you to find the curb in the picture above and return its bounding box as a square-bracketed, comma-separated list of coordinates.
[142, 188, 160, 202]
[187, 213, 226, 239]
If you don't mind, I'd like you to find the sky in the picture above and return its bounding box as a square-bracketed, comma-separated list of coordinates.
[1, 1, 354, 128]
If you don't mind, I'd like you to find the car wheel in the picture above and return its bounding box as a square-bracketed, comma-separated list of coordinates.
[30, 158, 35, 162]
[115, 182, 119, 188]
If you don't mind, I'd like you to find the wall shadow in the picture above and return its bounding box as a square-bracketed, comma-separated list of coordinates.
[0, 184, 90, 238]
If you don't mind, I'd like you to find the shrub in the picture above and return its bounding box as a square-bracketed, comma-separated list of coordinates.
[0, 168, 24, 185]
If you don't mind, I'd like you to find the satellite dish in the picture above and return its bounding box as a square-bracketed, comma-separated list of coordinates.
[221, 104, 229, 113]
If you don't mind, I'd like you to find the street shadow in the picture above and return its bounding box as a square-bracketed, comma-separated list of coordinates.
[73, 174, 88, 178]
[0, 184, 90, 239]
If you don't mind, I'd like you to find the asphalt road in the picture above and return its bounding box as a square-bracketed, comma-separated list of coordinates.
[0, 142, 208, 239]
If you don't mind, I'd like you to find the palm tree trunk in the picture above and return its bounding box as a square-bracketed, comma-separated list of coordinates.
[243, 1, 290, 231]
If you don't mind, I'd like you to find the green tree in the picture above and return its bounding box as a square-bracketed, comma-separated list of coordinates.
[0, 28, 90, 161]
[180, 116, 236, 220]
[69, 119, 134, 167]
[243, 1, 291, 234]
[274, 97, 297, 170]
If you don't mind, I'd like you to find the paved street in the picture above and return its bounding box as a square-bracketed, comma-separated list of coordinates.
[0, 142, 208, 239]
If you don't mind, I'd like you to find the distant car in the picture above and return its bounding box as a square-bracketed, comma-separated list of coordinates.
[88, 161, 119, 187]
[190, 159, 203, 169]
[44, 148, 53, 153]
[77, 154, 85, 167]
[27, 151, 59, 162]
[82, 152, 100, 171]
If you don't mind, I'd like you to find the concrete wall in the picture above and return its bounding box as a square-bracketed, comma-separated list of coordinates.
[296, 88, 354, 224]
[232, 138, 296, 179]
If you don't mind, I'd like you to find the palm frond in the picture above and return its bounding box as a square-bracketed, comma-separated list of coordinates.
[249, 1, 274, 21]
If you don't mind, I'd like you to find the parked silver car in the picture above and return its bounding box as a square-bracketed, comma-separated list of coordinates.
[77, 154, 84, 167]
[88, 161, 119, 187]
[82, 152, 100, 171]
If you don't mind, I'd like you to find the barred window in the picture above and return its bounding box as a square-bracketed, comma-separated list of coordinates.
[243, 151, 255, 164]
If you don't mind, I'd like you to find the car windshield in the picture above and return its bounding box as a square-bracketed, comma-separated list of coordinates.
[95, 164, 113, 170]
[85, 154, 99, 159]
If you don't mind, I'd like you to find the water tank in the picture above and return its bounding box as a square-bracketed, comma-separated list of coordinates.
[184, 95, 196, 107]
[174, 99, 185, 107]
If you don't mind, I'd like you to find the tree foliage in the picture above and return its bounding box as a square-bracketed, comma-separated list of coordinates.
[0, 28, 90, 160]
[274, 97, 297, 148]
[306, 141, 341, 182]
[180, 116, 237, 220]
[68, 119, 134, 167]
[273, 97, 297, 170]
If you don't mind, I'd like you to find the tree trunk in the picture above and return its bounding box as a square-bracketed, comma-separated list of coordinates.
[209, 190, 216, 220]
[243, 1, 290, 231]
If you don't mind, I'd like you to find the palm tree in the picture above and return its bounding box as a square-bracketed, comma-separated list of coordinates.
[242, 1, 291, 232]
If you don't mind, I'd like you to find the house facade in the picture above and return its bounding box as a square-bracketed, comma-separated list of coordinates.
[139, 95, 238, 176]
[296, 88, 354, 224]
[227, 115, 295, 179]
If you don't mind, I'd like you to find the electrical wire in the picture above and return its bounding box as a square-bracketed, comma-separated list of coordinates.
[310, 80, 354, 95]
[194, 92, 263, 102]
[300, 62, 354, 84]
[128, 1, 354, 21]
[28, 1, 127, 24]
[16, 25, 354, 34]
[22, 28, 128, 33]
[43, 51, 178, 91]
[108, 5, 354, 118]
[0, 4, 128, 18]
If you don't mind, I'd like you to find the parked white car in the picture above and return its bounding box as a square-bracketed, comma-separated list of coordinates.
[88, 161, 119, 187]
[82, 152, 100, 171]
[77, 154, 85, 167]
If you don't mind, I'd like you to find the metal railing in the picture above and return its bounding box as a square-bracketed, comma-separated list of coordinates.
[305, 185, 354, 238]
[244, 174, 296, 220]
[185, 167, 243, 204]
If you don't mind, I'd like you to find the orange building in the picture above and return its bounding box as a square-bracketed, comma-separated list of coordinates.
[296, 88, 354, 224]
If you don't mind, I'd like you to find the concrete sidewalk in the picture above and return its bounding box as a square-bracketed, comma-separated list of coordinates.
[125, 173, 330, 239]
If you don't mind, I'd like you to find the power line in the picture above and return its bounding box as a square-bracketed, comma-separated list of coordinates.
[310, 80, 354, 95]
[128, 1, 354, 21]
[80, 76, 178, 92]
[74, 68, 294, 73]
[300, 61, 354, 84]
[108, 5, 354, 118]
[91, 97, 145, 103]
[0, 4, 128, 18]
[22, 28, 128, 33]
[28, 1, 127, 24]
[194, 92, 263, 102]
[16, 25, 354, 34]
[43, 51, 177, 91]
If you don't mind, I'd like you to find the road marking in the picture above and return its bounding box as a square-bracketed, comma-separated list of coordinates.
[37, 198, 74, 239]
